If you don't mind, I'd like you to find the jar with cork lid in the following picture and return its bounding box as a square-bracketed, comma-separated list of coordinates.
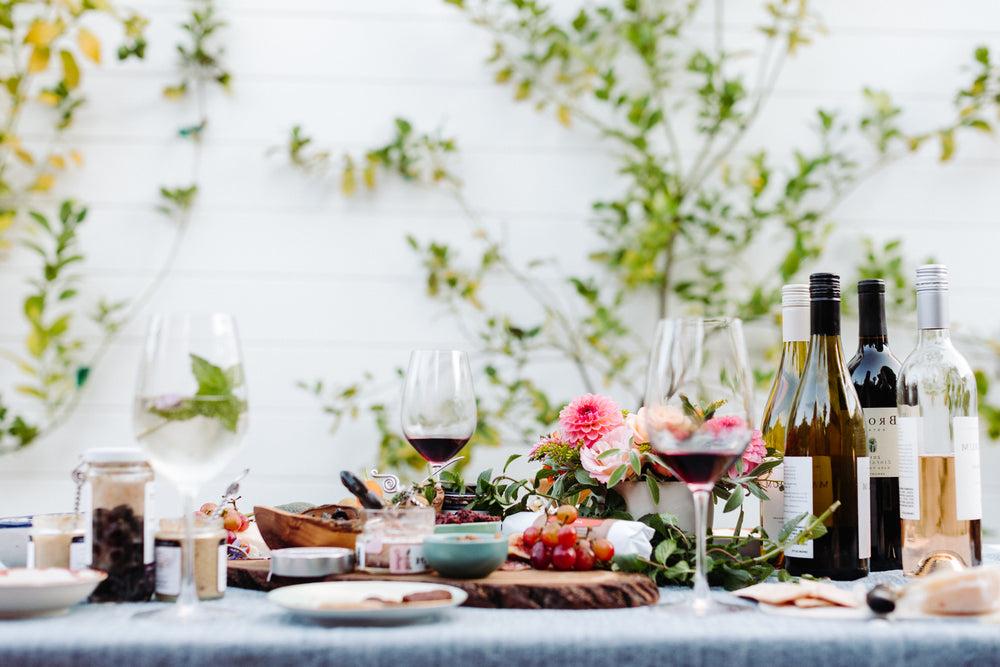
[80, 447, 156, 602]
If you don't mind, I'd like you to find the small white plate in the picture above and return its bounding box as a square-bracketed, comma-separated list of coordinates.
[268, 580, 468, 623]
[0, 568, 106, 619]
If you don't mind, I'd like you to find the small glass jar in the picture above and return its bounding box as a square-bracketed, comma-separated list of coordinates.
[155, 516, 227, 601]
[81, 447, 156, 602]
[355, 507, 435, 574]
[28, 514, 85, 570]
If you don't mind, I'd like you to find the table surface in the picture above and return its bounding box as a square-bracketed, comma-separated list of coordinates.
[2, 559, 999, 667]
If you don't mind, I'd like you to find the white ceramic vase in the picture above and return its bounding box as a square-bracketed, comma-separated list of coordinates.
[617, 479, 710, 533]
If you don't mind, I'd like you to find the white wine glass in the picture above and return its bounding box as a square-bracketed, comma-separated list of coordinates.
[133, 313, 248, 619]
[401, 350, 476, 475]
[644, 317, 754, 615]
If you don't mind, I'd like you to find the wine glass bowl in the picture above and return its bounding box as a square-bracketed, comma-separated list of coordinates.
[133, 312, 247, 619]
[643, 317, 754, 614]
[401, 350, 476, 467]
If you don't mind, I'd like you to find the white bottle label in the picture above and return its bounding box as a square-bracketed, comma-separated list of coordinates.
[143, 483, 155, 565]
[218, 543, 228, 593]
[760, 462, 785, 542]
[70, 536, 87, 570]
[857, 457, 871, 559]
[863, 408, 899, 478]
[897, 416, 920, 520]
[953, 416, 982, 521]
[155, 544, 181, 597]
[782, 456, 813, 558]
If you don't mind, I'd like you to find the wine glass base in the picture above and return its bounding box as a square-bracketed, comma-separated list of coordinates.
[134, 603, 233, 622]
[658, 591, 753, 616]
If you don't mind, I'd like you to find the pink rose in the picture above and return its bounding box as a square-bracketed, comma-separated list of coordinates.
[730, 429, 766, 478]
[625, 409, 648, 445]
[643, 404, 696, 444]
[580, 425, 633, 485]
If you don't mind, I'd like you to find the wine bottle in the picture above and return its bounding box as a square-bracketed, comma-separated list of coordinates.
[759, 284, 809, 544]
[783, 273, 870, 580]
[848, 279, 902, 571]
[898, 264, 982, 575]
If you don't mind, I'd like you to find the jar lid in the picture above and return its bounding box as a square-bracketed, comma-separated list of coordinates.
[269, 547, 355, 578]
[83, 447, 149, 464]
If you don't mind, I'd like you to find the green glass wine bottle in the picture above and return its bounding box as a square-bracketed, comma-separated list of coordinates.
[783, 273, 870, 580]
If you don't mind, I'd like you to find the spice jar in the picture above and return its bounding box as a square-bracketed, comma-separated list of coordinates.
[155, 516, 226, 601]
[355, 507, 435, 574]
[81, 447, 156, 602]
[27, 514, 85, 570]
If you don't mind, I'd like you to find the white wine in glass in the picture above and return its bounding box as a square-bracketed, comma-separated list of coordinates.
[133, 313, 248, 620]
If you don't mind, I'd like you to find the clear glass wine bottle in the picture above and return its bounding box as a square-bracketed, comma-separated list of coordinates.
[897, 264, 982, 575]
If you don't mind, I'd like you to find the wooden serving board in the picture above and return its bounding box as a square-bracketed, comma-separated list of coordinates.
[228, 559, 659, 609]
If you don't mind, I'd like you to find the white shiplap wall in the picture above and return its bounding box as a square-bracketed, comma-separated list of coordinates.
[2, 0, 1000, 532]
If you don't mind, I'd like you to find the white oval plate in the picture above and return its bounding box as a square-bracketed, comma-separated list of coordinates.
[268, 580, 468, 623]
[0, 568, 106, 618]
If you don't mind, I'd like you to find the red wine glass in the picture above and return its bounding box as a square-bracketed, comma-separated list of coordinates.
[644, 317, 754, 615]
[401, 350, 477, 475]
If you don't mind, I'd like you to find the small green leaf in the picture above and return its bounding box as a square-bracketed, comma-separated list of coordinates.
[645, 474, 660, 504]
[606, 464, 628, 487]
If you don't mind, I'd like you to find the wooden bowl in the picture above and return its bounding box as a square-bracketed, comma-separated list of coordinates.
[253, 505, 363, 551]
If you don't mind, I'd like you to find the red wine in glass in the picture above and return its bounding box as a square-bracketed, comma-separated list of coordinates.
[407, 437, 470, 464]
[656, 451, 740, 491]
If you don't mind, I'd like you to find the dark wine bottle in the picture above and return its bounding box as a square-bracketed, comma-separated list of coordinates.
[784, 273, 870, 580]
[848, 279, 902, 571]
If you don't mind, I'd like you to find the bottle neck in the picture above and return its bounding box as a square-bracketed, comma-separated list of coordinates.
[917, 289, 949, 330]
[857, 291, 888, 344]
[917, 328, 951, 345]
[810, 299, 840, 336]
[782, 304, 810, 342]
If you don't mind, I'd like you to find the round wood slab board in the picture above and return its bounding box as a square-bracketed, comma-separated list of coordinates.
[228, 559, 659, 609]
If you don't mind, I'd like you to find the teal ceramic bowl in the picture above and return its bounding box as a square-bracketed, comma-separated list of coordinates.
[434, 521, 501, 536]
[422, 533, 508, 579]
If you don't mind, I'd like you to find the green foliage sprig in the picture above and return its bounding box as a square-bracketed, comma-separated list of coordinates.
[431, 457, 838, 589]
[0, 0, 233, 453]
[148, 354, 247, 433]
[615, 503, 839, 590]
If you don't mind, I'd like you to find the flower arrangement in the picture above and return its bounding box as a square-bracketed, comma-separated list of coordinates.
[528, 393, 775, 528]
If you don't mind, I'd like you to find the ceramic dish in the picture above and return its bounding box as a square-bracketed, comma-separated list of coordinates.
[268, 580, 467, 623]
[0, 568, 106, 618]
[0, 516, 33, 568]
[433, 521, 501, 536]
[423, 533, 508, 579]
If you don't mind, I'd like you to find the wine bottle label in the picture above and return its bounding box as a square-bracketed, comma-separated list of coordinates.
[897, 416, 920, 520]
[857, 457, 871, 559]
[218, 542, 227, 593]
[155, 544, 181, 596]
[782, 456, 813, 559]
[760, 462, 785, 542]
[862, 408, 898, 478]
[953, 416, 982, 520]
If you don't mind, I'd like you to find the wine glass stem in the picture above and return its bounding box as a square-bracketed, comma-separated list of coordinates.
[691, 489, 711, 612]
[177, 488, 199, 613]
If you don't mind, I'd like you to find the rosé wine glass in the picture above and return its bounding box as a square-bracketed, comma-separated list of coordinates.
[643, 317, 754, 615]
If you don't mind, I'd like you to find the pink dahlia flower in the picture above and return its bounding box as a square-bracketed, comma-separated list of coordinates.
[580, 425, 632, 484]
[559, 393, 623, 448]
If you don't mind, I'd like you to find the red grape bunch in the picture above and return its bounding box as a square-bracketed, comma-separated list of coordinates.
[521, 504, 615, 572]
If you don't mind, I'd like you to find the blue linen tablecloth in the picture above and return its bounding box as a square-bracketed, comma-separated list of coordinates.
[1, 581, 998, 667]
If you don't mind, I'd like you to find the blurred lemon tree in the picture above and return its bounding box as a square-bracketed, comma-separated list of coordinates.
[281, 0, 1000, 475]
[0, 0, 230, 453]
